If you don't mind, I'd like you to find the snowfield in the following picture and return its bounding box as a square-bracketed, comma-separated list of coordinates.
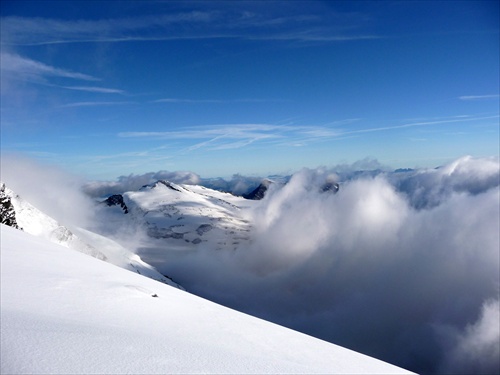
[0, 225, 414, 374]
[121, 181, 255, 251]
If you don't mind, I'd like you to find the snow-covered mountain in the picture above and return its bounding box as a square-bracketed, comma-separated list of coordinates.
[100, 178, 340, 254]
[1, 224, 414, 374]
[0, 181, 182, 289]
[102, 180, 255, 252]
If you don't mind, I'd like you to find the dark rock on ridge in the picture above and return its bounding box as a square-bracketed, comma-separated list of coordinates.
[0, 183, 22, 230]
[321, 181, 340, 193]
[243, 179, 272, 200]
[103, 194, 129, 213]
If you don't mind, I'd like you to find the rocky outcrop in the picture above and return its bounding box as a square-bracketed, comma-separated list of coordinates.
[0, 183, 22, 230]
[103, 194, 129, 213]
[243, 179, 272, 200]
[321, 181, 340, 193]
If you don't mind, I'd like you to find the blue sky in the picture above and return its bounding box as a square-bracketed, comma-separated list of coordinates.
[1, 0, 499, 179]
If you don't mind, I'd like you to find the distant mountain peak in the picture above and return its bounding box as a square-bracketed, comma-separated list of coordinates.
[155, 180, 183, 192]
[243, 179, 273, 200]
[103, 194, 129, 213]
[100, 181, 253, 251]
[141, 180, 186, 193]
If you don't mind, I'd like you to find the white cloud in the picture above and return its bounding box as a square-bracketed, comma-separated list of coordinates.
[0, 6, 379, 46]
[154, 98, 226, 104]
[249, 31, 379, 42]
[0, 155, 96, 229]
[83, 170, 201, 197]
[153, 98, 285, 104]
[341, 115, 500, 135]
[459, 94, 500, 100]
[118, 115, 499, 154]
[118, 124, 290, 151]
[59, 101, 133, 108]
[151, 156, 499, 374]
[391, 155, 500, 208]
[201, 174, 264, 196]
[0, 51, 100, 104]
[62, 86, 125, 94]
[0, 13, 218, 45]
[0, 51, 98, 82]
[119, 124, 291, 139]
[439, 299, 500, 374]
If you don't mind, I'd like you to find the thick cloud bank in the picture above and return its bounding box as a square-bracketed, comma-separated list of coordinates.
[392, 155, 500, 209]
[159, 156, 499, 374]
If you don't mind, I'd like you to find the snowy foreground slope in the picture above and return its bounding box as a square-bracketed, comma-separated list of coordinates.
[0, 182, 182, 289]
[1, 225, 414, 374]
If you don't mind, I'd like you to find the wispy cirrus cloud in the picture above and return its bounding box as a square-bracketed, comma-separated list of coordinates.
[119, 124, 291, 139]
[118, 114, 498, 152]
[59, 101, 134, 108]
[0, 12, 216, 45]
[0, 51, 98, 82]
[120, 124, 300, 151]
[247, 29, 379, 42]
[154, 98, 227, 104]
[153, 98, 286, 104]
[62, 86, 125, 94]
[340, 114, 500, 135]
[459, 94, 500, 101]
[1, 6, 378, 46]
[187, 134, 273, 151]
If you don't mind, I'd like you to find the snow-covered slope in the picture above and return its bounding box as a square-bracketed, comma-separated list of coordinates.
[1, 225, 414, 374]
[0, 182, 182, 289]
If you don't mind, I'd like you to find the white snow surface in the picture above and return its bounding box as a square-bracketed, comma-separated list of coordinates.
[1, 182, 182, 289]
[1, 225, 414, 374]
[121, 181, 254, 251]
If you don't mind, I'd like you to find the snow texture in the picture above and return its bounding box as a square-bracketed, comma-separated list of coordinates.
[1, 225, 414, 375]
[102, 180, 254, 252]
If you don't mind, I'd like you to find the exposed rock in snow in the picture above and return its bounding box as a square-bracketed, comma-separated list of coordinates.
[1, 181, 107, 261]
[243, 179, 272, 200]
[0, 183, 21, 229]
[103, 194, 129, 213]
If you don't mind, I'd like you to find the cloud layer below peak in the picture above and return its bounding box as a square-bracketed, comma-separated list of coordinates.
[143, 156, 499, 374]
